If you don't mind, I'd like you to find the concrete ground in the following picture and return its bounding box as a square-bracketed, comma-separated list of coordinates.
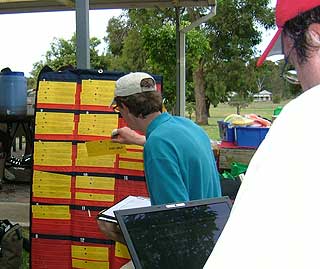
[0, 146, 31, 227]
[0, 179, 30, 227]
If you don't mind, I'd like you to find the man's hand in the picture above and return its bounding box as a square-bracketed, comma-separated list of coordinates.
[111, 127, 146, 146]
[97, 220, 126, 244]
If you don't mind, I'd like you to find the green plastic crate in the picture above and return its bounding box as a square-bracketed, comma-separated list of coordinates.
[230, 162, 248, 177]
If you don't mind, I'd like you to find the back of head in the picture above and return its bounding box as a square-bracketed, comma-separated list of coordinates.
[257, 0, 320, 66]
[114, 72, 157, 97]
[112, 72, 162, 118]
[283, 4, 320, 65]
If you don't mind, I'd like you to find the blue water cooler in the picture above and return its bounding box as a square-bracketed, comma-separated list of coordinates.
[0, 71, 27, 120]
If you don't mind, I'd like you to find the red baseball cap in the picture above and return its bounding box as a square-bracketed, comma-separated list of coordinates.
[256, 0, 320, 67]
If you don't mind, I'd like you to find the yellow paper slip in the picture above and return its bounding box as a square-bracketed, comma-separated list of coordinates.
[33, 156, 72, 166]
[72, 245, 109, 261]
[32, 212, 71, 219]
[81, 79, 115, 106]
[35, 124, 74, 135]
[33, 190, 71, 199]
[119, 160, 144, 171]
[33, 185, 70, 193]
[32, 205, 70, 213]
[78, 114, 118, 136]
[76, 158, 115, 167]
[75, 192, 114, 202]
[86, 140, 126, 156]
[82, 79, 115, 92]
[76, 176, 115, 190]
[33, 171, 71, 186]
[36, 112, 75, 134]
[32, 179, 70, 187]
[34, 141, 72, 153]
[38, 81, 77, 104]
[119, 151, 143, 160]
[115, 242, 130, 259]
[79, 113, 118, 123]
[36, 112, 75, 123]
[32, 205, 71, 219]
[80, 97, 111, 106]
[72, 259, 109, 269]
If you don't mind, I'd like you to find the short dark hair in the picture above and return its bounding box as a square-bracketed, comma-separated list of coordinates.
[283, 6, 320, 65]
[115, 91, 163, 118]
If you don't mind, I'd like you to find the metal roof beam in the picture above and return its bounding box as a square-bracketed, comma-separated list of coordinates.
[56, 0, 75, 8]
[0, 0, 215, 14]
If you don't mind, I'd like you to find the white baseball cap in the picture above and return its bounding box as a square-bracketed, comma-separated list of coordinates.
[111, 72, 156, 105]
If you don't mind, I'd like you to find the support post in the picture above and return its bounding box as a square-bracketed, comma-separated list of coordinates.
[175, 7, 181, 115]
[75, 0, 90, 69]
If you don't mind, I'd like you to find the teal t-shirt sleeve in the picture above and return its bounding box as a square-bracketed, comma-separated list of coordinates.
[144, 156, 189, 205]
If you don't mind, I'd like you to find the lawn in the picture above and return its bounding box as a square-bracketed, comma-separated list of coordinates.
[198, 100, 291, 140]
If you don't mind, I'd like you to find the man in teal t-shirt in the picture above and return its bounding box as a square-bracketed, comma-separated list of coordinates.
[97, 71, 221, 243]
[110, 72, 221, 205]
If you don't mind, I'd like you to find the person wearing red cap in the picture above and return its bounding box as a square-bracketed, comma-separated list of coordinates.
[204, 1, 320, 268]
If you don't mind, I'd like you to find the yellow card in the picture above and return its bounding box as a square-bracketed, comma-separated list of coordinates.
[72, 245, 109, 261]
[76, 176, 115, 190]
[78, 114, 118, 136]
[115, 242, 130, 259]
[38, 81, 77, 104]
[119, 160, 144, 171]
[33, 190, 71, 199]
[72, 259, 109, 269]
[32, 205, 71, 219]
[86, 140, 126, 156]
[81, 79, 115, 106]
[75, 192, 114, 202]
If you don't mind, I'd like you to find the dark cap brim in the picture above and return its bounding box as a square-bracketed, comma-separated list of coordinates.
[110, 98, 116, 106]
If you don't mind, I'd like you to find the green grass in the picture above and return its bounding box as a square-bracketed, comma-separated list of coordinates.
[198, 100, 291, 140]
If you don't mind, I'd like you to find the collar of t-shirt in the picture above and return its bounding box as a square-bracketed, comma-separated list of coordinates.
[146, 112, 171, 139]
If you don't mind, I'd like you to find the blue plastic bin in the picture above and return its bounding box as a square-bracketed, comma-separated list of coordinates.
[217, 120, 235, 142]
[235, 126, 269, 148]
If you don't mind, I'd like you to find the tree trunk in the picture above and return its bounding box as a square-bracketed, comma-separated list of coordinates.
[237, 105, 241, 115]
[205, 98, 211, 118]
[193, 64, 208, 125]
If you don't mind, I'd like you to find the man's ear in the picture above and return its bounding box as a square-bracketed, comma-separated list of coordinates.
[307, 23, 320, 47]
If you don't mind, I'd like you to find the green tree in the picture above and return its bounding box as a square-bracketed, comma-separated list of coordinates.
[105, 9, 179, 112]
[106, 9, 213, 123]
[204, 0, 274, 107]
[29, 34, 108, 88]
[104, 2, 274, 124]
[105, 15, 129, 56]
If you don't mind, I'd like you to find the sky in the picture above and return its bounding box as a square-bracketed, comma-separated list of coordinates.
[0, 1, 278, 78]
[0, 9, 122, 76]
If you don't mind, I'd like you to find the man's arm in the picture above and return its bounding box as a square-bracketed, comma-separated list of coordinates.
[97, 220, 126, 245]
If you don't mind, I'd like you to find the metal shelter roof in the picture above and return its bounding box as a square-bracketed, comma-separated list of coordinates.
[0, 0, 215, 14]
